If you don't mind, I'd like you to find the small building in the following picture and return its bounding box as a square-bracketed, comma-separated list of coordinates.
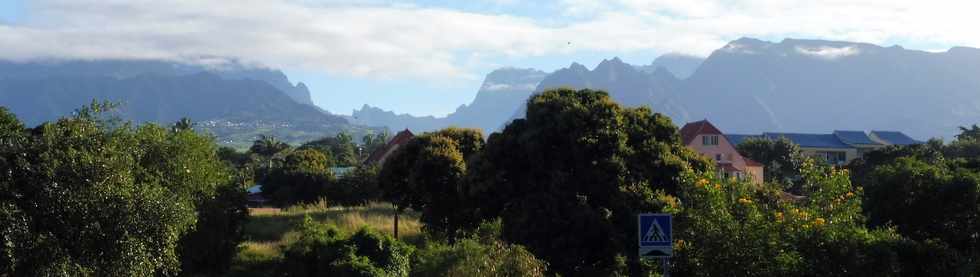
[330, 166, 356, 178]
[246, 184, 268, 207]
[680, 120, 764, 184]
[363, 129, 415, 167]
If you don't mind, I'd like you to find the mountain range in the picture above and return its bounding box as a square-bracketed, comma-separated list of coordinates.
[349, 67, 548, 134]
[0, 59, 371, 147]
[355, 38, 980, 139]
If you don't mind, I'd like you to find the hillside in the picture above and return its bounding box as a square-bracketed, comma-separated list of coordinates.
[0, 59, 369, 147]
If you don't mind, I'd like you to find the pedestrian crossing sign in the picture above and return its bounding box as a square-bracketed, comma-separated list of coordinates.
[638, 213, 672, 258]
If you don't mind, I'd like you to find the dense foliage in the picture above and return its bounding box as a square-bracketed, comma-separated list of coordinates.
[379, 127, 485, 241]
[848, 131, 980, 271]
[261, 149, 336, 205]
[463, 88, 709, 275]
[411, 221, 548, 277]
[329, 165, 384, 207]
[280, 216, 414, 277]
[735, 136, 805, 187]
[0, 105, 247, 276]
[300, 132, 359, 167]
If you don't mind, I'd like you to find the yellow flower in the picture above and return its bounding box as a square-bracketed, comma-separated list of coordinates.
[738, 198, 752, 204]
[845, 192, 855, 198]
[814, 217, 826, 226]
[775, 212, 784, 221]
[713, 183, 721, 190]
[696, 178, 708, 188]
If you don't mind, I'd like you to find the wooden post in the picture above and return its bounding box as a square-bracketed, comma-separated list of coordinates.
[393, 204, 400, 239]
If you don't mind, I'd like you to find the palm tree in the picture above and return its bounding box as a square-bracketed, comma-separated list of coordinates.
[172, 117, 194, 132]
[250, 135, 291, 170]
[250, 135, 290, 157]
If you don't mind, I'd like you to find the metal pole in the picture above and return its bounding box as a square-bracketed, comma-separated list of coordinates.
[662, 258, 670, 277]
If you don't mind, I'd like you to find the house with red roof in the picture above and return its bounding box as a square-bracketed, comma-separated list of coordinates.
[680, 120, 764, 184]
[363, 129, 415, 166]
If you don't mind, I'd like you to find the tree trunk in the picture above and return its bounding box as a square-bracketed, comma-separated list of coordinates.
[393, 204, 400, 239]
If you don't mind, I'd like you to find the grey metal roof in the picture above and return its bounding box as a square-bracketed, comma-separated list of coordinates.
[871, 131, 922, 146]
[763, 132, 851, 149]
[833, 130, 881, 145]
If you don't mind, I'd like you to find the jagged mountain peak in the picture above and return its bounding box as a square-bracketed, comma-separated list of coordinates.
[568, 62, 589, 72]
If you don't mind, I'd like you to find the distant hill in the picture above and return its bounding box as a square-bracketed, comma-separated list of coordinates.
[0, 59, 370, 147]
[635, 53, 705, 79]
[0, 59, 315, 105]
[351, 67, 547, 134]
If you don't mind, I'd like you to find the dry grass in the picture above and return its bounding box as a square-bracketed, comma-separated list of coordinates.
[226, 202, 422, 276]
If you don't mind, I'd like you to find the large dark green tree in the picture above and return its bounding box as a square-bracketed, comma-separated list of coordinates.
[379, 127, 485, 241]
[468, 88, 710, 276]
[262, 149, 335, 205]
[736, 137, 805, 186]
[0, 104, 249, 276]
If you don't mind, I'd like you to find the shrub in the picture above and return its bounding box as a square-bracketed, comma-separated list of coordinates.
[280, 216, 413, 277]
[412, 221, 548, 277]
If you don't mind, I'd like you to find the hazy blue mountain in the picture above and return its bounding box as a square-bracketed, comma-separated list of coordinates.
[521, 57, 684, 121]
[671, 37, 980, 139]
[0, 59, 315, 105]
[351, 67, 546, 133]
[349, 104, 448, 133]
[0, 59, 367, 147]
[507, 38, 980, 139]
[636, 53, 705, 79]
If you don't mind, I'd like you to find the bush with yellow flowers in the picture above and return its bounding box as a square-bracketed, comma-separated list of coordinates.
[669, 159, 964, 277]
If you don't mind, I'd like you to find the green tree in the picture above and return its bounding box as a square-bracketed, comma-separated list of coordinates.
[361, 131, 391, 160]
[301, 132, 359, 167]
[735, 137, 805, 186]
[0, 106, 196, 276]
[956, 124, 980, 142]
[672, 160, 964, 277]
[863, 157, 980, 254]
[329, 165, 383, 207]
[172, 117, 194, 132]
[468, 88, 709, 276]
[262, 149, 335, 205]
[249, 135, 290, 158]
[378, 127, 485, 241]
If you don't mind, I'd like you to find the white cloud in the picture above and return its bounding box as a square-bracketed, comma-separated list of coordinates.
[795, 46, 860, 59]
[3, 0, 980, 82]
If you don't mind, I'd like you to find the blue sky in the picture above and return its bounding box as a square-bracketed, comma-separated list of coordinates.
[0, 0, 22, 23]
[2, 0, 979, 116]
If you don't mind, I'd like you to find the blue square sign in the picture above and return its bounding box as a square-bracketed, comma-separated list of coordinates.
[638, 213, 672, 258]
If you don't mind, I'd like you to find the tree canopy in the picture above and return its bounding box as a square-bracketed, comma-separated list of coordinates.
[465, 88, 709, 275]
[736, 137, 805, 186]
[0, 105, 247, 276]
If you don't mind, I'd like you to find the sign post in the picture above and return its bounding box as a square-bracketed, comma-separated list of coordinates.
[638, 213, 672, 277]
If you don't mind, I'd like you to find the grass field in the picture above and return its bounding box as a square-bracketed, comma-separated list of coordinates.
[227, 202, 422, 276]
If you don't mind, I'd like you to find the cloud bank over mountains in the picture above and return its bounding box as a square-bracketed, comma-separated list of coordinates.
[3, 0, 980, 84]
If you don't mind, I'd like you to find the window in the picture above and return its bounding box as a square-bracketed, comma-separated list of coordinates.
[715, 154, 722, 161]
[702, 135, 719, 146]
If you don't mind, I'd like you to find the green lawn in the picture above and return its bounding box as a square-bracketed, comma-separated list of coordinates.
[227, 202, 422, 276]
